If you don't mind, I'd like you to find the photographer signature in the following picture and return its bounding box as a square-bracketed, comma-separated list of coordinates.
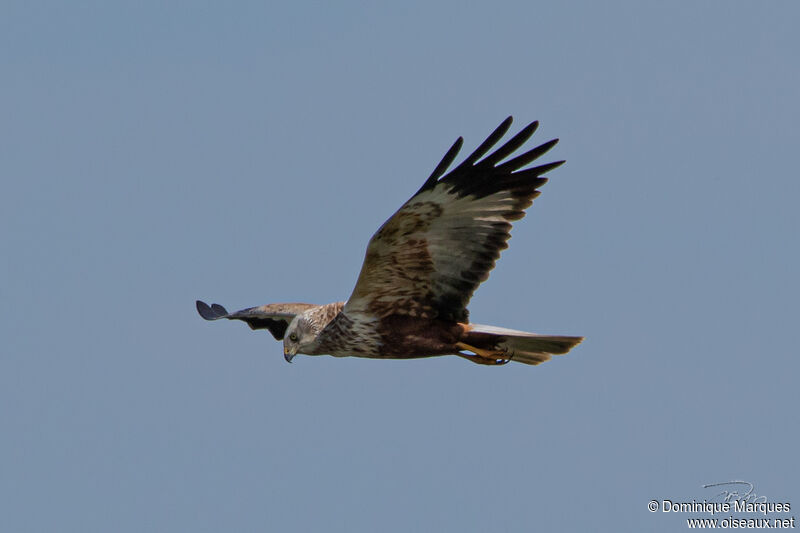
[703, 480, 767, 504]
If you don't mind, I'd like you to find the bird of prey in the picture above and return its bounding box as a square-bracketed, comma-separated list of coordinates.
[197, 117, 583, 366]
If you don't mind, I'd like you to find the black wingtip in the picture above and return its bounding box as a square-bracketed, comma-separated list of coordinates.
[420, 136, 464, 193]
[541, 159, 566, 173]
[210, 303, 228, 316]
[196, 300, 228, 320]
[454, 117, 516, 172]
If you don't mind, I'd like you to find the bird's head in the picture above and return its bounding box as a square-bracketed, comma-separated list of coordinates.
[283, 314, 320, 362]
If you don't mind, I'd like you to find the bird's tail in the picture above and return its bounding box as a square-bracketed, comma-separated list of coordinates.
[459, 324, 584, 366]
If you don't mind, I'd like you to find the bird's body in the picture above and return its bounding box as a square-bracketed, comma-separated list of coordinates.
[197, 117, 583, 366]
[318, 309, 462, 359]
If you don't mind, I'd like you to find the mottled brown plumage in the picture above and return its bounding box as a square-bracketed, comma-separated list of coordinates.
[197, 117, 583, 366]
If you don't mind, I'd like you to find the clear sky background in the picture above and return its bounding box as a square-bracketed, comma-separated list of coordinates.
[2, 2, 798, 532]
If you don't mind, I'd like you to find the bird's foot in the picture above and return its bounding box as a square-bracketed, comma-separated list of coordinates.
[456, 343, 513, 366]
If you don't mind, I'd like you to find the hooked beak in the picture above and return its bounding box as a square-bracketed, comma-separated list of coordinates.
[283, 346, 297, 363]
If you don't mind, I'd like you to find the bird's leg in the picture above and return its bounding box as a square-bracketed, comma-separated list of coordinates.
[456, 342, 512, 366]
[457, 353, 511, 365]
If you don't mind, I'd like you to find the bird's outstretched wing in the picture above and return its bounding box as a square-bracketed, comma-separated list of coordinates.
[196, 300, 317, 340]
[344, 117, 563, 322]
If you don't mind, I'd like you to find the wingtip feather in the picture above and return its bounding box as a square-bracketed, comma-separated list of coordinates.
[196, 300, 228, 320]
[420, 136, 464, 192]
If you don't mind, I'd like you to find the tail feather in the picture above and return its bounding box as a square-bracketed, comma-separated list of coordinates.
[462, 324, 583, 366]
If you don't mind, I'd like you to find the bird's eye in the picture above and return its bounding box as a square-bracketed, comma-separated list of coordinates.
[289, 333, 298, 342]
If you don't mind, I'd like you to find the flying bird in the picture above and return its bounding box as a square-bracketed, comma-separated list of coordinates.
[197, 117, 583, 365]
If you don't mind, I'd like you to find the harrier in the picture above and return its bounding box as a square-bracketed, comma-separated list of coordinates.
[197, 117, 583, 365]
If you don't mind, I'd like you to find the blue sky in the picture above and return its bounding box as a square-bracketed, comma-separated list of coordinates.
[2, 2, 798, 531]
